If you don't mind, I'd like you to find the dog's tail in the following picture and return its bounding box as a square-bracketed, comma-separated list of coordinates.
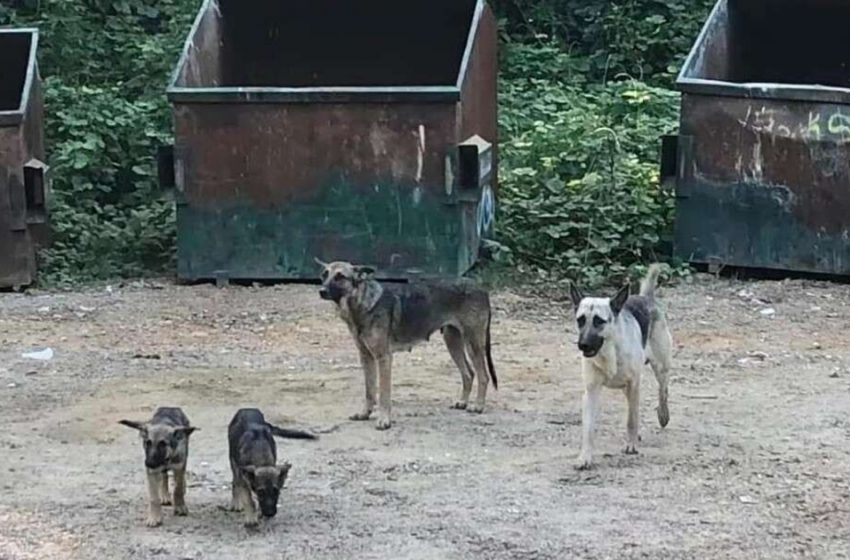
[486, 309, 498, 390]
[267, 423, 319, 440]
[640, 263, 664, 300]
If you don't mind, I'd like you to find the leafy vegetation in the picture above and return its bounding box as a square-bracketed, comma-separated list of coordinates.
[495, 2, 714, 285]
[2, 0, 715, 285]
[1, 0, 195, 283]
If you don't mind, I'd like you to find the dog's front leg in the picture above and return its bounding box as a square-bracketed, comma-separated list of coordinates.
[624, 377, 640, 455]
[351, 346, 377, 421]
[375, 353, 393, 430]
[240, 484, 259, 528]
[172, 466, 189, 516]
[575, 383, 601, 470]
[159, 471, 171, 505]
[145, 470, 164, 527]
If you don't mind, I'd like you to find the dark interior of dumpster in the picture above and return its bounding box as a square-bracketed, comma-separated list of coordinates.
[726, 0, 850, 88]
[0, 33, 31, 111]
[216, 0, 477, 87]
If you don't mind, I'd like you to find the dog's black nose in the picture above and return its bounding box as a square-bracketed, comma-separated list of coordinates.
[578, 342, 590, 352]
[319, 287, 330, 300]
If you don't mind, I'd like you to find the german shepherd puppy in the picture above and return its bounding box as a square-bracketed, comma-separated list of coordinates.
[119, 407, 197, 527]
[228, 408, 317, 528]
[316, 259, 497, 430]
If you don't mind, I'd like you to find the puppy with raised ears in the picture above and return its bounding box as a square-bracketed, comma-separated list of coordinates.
[569, 264, 673, 470]
[228, 408, 317, 528]
[119, 407, 198, 527]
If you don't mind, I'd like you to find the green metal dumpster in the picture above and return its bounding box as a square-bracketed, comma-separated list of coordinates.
[166, 0, 498, 281]
[668, 0, 850, 276]
[0, 28, 48, 289]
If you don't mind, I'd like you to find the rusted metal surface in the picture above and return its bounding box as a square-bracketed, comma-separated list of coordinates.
[0, 28, 47, 288]
[672, 0, 850, 275]
[167, 0, 497, 281]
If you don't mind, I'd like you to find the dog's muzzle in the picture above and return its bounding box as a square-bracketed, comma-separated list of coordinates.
[145, 459, 166, 470]
[578, 335, 603, 358]
[319, 285, 344, 303]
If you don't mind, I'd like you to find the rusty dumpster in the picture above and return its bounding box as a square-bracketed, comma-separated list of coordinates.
[668, 0, 850, 275]
[166, 0, 497, 281]
[0, 28, 47, 289]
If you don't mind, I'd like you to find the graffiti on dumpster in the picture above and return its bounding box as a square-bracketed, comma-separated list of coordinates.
[741, 105, 850, 143]
[477, 184, 495, 237]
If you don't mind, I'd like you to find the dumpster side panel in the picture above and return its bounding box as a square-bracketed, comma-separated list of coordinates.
[675, 93, 850, 274]
[680, 0, 732, 81]
[0, 125, 35, 287]
[456, 2, 498, 273]
[174, 102, 462, 280]
[175, 0, 224, 88]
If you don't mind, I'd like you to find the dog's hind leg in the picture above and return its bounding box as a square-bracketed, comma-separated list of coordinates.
[145, 471, 164, 527]
[173, 467, 188, 516]
[443, 326, 473, 410]
[648, 320, 673, 428]
[351, 345, 377, 421]
[159, 471, 171, 506]
[623, 377, 640, 455]
[465, 335, 489, 414]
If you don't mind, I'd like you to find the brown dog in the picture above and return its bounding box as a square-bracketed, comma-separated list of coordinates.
[317, 259, 497, 430]
[119, 407, 197, 527]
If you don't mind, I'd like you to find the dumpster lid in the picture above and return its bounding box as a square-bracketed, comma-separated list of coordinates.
[167, 0, 488, 103]
[677, 0, 850, 104]
[0, 28, 38, 126]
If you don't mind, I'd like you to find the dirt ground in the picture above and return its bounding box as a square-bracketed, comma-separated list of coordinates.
[1, 274, 850, 559]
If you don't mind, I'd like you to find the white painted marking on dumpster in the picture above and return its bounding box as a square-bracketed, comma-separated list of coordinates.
[415, 125, 426, 183]
[477, 184, 495, 236]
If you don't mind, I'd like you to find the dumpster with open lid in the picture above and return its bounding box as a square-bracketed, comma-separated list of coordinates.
[0, 28, 47, 288]
[668, 0, 850, 275]
[166, 0, 497, 281]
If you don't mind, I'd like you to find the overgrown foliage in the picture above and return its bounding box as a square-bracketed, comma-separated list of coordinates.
[3, 0, 715, 285]
[497, 41, 682, 285]
[492, 0, 715, 83]
[494, 2, 714, 285]
[1, 0, 195, 283]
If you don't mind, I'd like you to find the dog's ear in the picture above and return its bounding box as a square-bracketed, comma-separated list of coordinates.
[118, 419, 146, 432]
[314, 257, 329, 269]
[610, 284, 630, 315]
[241, 466, 256, 483]
[353, 265, 376, 282]
[175, 426, 197, 438]
[277, 462, 292, 488]
[569, 282, 584, 311]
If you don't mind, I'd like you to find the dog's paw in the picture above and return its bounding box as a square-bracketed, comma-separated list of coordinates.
[657, 404, 670, 428]
[349, 411, 372, 421]
[574, 459, 594, 471]
[145, 515, 163, 528]
[375, 415, 392, 430]
[623, 445, 639, 455]
[160, 497, 172, 506]
[243, 517, 260, 529]
[228, 501, 243, 513]
[450, 401, 468, 410]
[174, 504, 188, 516]
[466, 402, 485, 414]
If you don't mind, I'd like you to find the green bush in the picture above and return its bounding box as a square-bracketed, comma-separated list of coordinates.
[497, 42, 680, 285]
[2, 0, 196, 284]
[492, 0, 715, 84]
